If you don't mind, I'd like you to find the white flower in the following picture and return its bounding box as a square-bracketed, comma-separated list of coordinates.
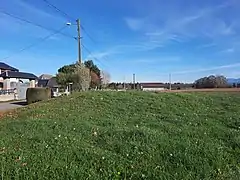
[93, 131, 97, 136]
[73, 128, 76, 130]
[58, 135, 61, 138]
[136, 124, 139, 128]
[142, 174, 146, 178]
[102, 156, 105, 160]
[126, 154, 129, 157]
[170, 153, 173, 156]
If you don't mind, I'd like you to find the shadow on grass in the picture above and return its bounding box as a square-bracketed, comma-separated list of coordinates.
[10, 101, 27, 106]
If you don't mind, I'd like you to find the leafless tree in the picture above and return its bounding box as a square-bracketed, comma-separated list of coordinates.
[101, 70, 111, 88]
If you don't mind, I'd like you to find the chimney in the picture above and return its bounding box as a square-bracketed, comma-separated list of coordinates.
[6, 70, 8, 77]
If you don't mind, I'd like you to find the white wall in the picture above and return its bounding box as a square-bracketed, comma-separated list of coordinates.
[142, 87, 165, 91]
[9, 78, 18, 82]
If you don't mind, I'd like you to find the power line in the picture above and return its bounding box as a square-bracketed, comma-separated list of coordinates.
[0, 9, 75, 40]
[40, 0, 106, 66]
[0, 26, 68, 61]
[80, 25, 97, 43]
[81, 44, 108, 69]
[41, 0, 97, 43]
[42, 0, 75, 21]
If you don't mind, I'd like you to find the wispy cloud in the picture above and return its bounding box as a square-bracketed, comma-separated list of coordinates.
[124, 17, 146, 31]
[197, 43, 217, 49]
[124, 1, 236, 51]
[85, 48, 119, 61]
[130, 56, 181, 64]
[16, 0, 64, 21]
[174, 62, 240, 75]
[0, 0, 68, 39]
[219, 48, 235, 54]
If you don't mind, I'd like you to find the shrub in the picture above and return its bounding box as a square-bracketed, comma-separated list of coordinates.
[26, 88, 52, 104]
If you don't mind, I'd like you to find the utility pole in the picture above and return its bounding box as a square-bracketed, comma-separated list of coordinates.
[133, 73, 136, 90]
[76, 19, 82, 63]
[169, 73, 172, 90]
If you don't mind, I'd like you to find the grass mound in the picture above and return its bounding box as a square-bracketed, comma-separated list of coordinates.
[0, 91, 240, 179]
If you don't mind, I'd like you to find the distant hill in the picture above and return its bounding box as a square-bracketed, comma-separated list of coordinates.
[227, 78, 240, 84]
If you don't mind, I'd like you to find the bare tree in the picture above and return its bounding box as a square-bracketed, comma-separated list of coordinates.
[101, 70, 111, 88]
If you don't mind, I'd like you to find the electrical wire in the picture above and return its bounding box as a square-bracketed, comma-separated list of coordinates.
[0, 26, 68, 61]
[42, 0, 75, 21]
[0, 9, 75, 40]
[81, 44, 108, 69]
[41, 0, 97, 43]
[80, 25, 97, 43]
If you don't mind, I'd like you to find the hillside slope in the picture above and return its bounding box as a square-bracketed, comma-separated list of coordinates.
[1, 92, 240, 179]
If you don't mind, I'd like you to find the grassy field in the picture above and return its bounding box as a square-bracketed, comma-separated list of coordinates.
[0, 91, 240, 179]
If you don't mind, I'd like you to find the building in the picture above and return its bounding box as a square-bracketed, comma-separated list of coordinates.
[140, 83, 166, 91]
[0, 62, 37, 100]
[0, 62, 19, 89]
[38, 74, 53, 80]
[37, 77, 61, 97]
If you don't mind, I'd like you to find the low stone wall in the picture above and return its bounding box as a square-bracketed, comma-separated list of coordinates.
[0, 94, 15, 102]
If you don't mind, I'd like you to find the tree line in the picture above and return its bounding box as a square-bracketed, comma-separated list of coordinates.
[194, 75, 229, 89]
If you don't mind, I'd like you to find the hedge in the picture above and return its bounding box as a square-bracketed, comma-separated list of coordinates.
[26, 88, 52, 104]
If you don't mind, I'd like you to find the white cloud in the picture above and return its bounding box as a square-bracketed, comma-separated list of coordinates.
[124, 1, 237, 51]
[173, 62, 240, 75]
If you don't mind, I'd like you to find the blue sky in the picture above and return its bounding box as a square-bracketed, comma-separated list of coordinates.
[0, 0, 240, 82]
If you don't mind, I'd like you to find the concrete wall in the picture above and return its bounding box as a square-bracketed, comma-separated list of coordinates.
[0, 94, 15, 102]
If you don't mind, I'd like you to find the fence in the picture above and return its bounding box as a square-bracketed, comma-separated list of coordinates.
[0, 89, 15, 95]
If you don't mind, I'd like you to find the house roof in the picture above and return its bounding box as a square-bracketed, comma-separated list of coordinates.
[37, 77, 60, 88]
[47, 77, 59, 87]
[0, 71, 38, 80]
[37, 79, 49, 87]
[38, 74, 53, 80]
[0, 62, 19, 71]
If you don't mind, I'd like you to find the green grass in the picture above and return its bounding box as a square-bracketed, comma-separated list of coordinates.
[0, 91, 240, 179]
